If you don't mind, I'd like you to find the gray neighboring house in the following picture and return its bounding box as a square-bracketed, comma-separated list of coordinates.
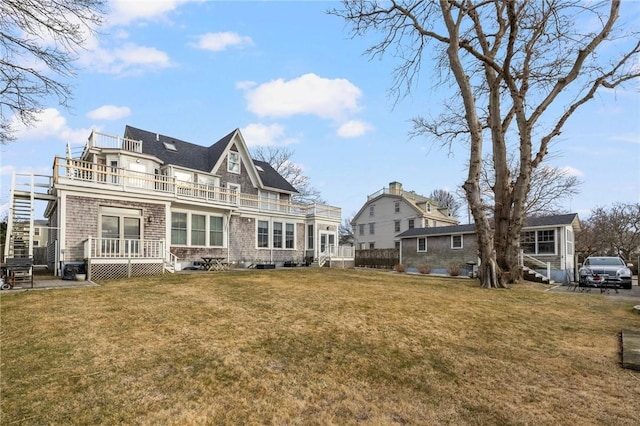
[351, 181, 459, 250]
[397, 213, 581, 283]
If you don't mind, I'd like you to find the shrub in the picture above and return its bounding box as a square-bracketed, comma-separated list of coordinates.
[394, 263, 406, 273]
[447, 264, 461, 276]
[417, 264, 432, 274]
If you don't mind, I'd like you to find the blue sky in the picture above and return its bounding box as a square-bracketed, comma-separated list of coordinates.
[1, 0, 639, 223]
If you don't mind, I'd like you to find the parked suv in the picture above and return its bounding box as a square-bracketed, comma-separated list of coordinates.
[578, 256, 633, 290]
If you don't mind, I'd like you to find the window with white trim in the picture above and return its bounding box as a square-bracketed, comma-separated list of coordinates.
[308, 224, 314, 249]
[394, 201, 400, 213]
[258, 220, 269, 248]
[359, 224, 364, 236]
[191, 214, 206, 246]
[394, 220, 401, 232]
[369, 223, 375, 235]
[228, 151, 240, 173]
[520, 229, 556, 254]
[286, 224, 294, 249]
[259, 190, 279, 211]
[451, 235, 463, 249]
[171, 212, 187, 245]
[273, 222, 283, 248]
[257, 220, 296, 249]
[210, 216, 224, 246]
[417, 237, 427, 252]
[566, 228, 574, 255]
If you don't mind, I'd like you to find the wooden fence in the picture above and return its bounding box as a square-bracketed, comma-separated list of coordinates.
[355, 249, 400, 269]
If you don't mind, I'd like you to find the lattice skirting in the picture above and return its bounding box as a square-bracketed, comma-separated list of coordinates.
[89, 262, 163, 282]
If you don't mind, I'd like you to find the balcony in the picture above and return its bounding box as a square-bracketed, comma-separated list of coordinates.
[53, 157, 341, 220]
[84, 237, 165, 260]
[86, 130, 142, 153]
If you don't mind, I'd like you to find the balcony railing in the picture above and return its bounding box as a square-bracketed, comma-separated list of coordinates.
[84, 237, 165, 259]
[54, 157, 341, 219]
[87, 130, 142, 153]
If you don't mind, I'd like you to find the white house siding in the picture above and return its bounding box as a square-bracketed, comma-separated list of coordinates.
[353, 196, 412, 249]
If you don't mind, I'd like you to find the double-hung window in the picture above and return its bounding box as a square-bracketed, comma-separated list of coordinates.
[171, 212, 188, 245]
[191, 214, 206, 246]
[417, 237, 427, 252]
[258, 221, 269, 248]
[273, 222, 283, 248]
[451, 235, 463, 249]
[228, 151, 240, 173]
[210, 216, 224, 246]
[285, 224, 295, 249]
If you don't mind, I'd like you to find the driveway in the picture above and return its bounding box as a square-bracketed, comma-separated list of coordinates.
[549, 276, 640, 301]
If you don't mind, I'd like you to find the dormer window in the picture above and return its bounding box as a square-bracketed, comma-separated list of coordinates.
[228, 151, 240, 174]
[163, 141, 177, 151]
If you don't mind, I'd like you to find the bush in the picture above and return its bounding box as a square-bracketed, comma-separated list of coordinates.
[394, 263, 406, 273]
[447, 264, 461, 276]
[417, 264, 432, 274]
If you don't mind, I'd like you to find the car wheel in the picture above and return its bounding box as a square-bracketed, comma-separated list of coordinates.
[623, 281, 632, 290]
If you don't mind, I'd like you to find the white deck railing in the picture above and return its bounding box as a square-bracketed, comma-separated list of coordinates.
[322, 245, 355, 259]
[87, 130, 142, 153]
[519, 250, 551, 280]
[84, 237, 165, 259]
[55, 157, 341, 219]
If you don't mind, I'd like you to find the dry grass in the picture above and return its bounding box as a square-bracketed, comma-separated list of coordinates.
[1, 268, 639, 425]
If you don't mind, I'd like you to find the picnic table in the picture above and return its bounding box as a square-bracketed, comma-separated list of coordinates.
[201, 257, 228, 271]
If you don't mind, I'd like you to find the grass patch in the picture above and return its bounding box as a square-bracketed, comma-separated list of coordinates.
[1, 269, 639, 424]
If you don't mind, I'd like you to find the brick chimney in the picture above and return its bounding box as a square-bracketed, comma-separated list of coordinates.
[389, 181, 403, 195]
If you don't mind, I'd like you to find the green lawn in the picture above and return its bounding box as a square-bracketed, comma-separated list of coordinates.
[1, 269, 638, 425]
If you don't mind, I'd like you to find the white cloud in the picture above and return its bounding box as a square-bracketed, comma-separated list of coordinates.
[610, 133, 640, 144]
[192, 32, 254, 51]
[81, 43, 172, 75]
[87, 105, 131, 120]
[107, 0, 197, 26]
[337, 120, 374, 138]
[11, 109, 94, 145]
[559, 165, 584, 177]
[240, 123, 299, 147]
[236, 80, 256, 91]
[243, 73, 362, 121]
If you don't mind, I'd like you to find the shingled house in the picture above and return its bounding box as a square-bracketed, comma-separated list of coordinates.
[4, 125, 347, 281]
[397, 213, 581, 283]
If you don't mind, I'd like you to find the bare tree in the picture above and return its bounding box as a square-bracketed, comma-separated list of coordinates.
[252, 146, 324, 205]
[575, 218, 605, 261]
[0, 0, 106, 144]
[479, 154, 582, 217]
[587, 203, 640, 261]
[429, 189, 462, 219]
[332, 0, 640, 288]
[339, 216, 354, 245]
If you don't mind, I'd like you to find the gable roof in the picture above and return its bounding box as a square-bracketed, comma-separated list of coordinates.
[123, 125, 297, 194]
[397, 213, 580, 239]
[253, 159, 297, 193]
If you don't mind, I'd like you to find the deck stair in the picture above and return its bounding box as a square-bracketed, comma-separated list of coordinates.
[3, 174, 55, 284]
[522, 266, 555, 284]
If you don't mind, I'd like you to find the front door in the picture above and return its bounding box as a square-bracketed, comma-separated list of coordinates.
[320, 232, 335, 256]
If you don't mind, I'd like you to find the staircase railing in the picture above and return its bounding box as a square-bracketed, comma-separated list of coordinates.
[165, 251, 179, 272]
[519, 250, 551, 280]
